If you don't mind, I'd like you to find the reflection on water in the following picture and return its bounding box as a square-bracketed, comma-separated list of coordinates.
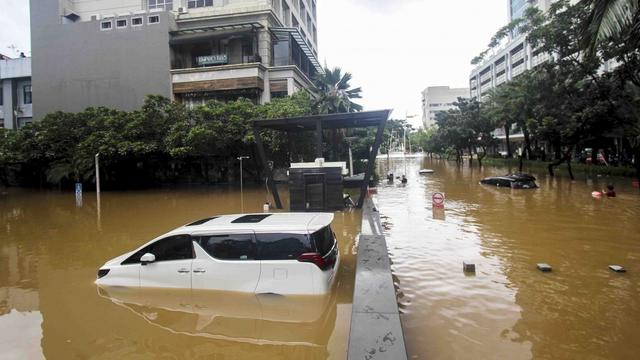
[98, 287, 337, 351]
[377, 158, 640, 360]
[0, 187, 361, 359]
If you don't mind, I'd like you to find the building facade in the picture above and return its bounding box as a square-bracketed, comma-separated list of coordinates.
[30, 0, 321, 120]
[421, 86, 469, 128]
[0, 56, 32, 129]
[469, 0, 555, 99]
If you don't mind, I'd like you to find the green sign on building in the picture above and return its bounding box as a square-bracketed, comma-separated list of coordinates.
[196, 54, 229, 66]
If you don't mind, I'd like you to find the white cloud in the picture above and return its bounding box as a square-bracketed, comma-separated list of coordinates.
[317, 0, 507, 127]
[0, 0, 31, 57]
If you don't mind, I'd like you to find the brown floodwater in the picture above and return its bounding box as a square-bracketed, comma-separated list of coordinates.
[0, 186, 361, 359]
[2, 160, 639, 360]
[377, 157, 640, 360]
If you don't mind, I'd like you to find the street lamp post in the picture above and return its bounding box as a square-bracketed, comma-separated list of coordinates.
[95, 153, 101, 230]
[237, 156, 250, 212]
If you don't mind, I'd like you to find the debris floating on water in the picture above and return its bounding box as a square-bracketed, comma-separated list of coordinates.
[537, 263, 552, 272]
[609, 265, 626, 273]
[463, 261, 476, 273]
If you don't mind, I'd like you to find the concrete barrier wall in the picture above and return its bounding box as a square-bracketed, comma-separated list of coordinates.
[348, 197, 407, 360]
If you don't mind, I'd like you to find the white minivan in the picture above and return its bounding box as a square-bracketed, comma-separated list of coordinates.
[95, 213, 340, 295]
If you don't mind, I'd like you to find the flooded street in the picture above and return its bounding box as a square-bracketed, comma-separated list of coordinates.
[377, 158, 640, 359]
[0, 187, 361, 359]
[2, 159, 639, 360]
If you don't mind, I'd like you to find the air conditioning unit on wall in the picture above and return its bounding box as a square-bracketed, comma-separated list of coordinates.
[178, 7, 188, 14]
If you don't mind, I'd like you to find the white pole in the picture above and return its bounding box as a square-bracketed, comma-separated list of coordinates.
[349, 145, 354, 176]
[95, 153, 101, 230]
[237, 156, 249, 213]
[95, 153, 101, 194]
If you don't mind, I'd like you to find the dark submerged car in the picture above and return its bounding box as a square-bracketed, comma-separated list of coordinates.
[480, 174, 538, 189]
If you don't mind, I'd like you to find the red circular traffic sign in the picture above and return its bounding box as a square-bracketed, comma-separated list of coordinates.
[432, 192, 445, 207]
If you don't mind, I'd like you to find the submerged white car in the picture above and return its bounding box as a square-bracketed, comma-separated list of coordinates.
[95, 213, 340, 295]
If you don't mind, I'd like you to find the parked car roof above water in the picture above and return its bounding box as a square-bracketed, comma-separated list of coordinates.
[170, 212, 335, 234]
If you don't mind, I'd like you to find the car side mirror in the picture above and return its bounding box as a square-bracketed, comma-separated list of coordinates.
[140, 253, 156, 265]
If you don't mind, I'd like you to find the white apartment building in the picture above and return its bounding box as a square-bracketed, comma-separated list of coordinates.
[0, 55, 32, 129]
[421, 86, 469, 128]
[469, 0, 555, 98]
[31, 0, 321, 119]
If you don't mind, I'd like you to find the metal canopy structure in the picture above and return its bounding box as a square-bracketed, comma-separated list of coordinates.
[271, 27, 323, 74]
[170, 22, 263, 36]
[252, 109, 391, 209]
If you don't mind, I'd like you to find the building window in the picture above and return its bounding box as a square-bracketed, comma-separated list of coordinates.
[23, 85, 32, 105]
[148, 15, 160, 24]
[187, 0, 213, 8]
[148, 0, 173, 11]
[116, 19, 127, 28]
[0, 88, 3, 106]
[283, 2, 291, 26]
[18, 118, 32, 128]
[100, 20, 113, 30]
[132, 17, 143, 26]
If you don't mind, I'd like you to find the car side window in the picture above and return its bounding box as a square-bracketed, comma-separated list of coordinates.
[196, 234, 256, 260]
[255, 233, 313, 260]
[121, 235, 193, 264]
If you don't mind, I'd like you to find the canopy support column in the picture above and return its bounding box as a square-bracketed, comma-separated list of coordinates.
[315, 119, 323, 159]
[253, 127, 283, 209]
[357, 120, 387, 208]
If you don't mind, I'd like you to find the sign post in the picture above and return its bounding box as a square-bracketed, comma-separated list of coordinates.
[432, 192, 445, 208]
[75, 183, 83, 207]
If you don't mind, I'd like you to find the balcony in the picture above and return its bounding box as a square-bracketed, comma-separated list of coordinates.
[171, 63, 265, 89]
[170, 23, 263, 70]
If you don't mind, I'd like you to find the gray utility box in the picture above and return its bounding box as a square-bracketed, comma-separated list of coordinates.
[289, 166, 344, 212]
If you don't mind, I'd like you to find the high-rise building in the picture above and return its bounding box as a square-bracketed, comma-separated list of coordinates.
[30, 0, 321, 120]
[0, 55, 32, 129]
[421, 86, 469, 128]
[469, 0, 556, 98]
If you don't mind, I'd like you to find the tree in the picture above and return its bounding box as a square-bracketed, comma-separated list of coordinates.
[313, 66, 363, 114]
[580, 0, 639, 55]
[0, 93, 317, 188]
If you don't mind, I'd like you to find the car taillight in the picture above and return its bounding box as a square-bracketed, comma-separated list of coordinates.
[297, 252, 328, 270]
[97, 269, 110, 279]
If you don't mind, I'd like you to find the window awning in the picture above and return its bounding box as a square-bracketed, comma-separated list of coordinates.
[271, 27, 323, 74]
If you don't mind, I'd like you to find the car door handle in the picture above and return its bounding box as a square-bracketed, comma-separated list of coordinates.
[177, 268, 190, 273]
[193, 268, 206, 273]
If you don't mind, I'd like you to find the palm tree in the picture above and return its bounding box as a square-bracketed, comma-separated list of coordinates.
[580, 0, 639, 54]
[313, 66, 363, 114]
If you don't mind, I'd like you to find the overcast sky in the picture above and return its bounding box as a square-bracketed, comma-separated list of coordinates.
[0, 0, 506, 127]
